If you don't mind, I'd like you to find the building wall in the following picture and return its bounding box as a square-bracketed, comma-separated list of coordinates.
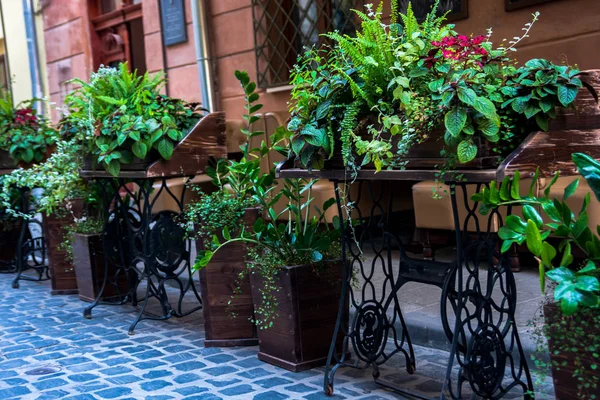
[208, 0, 600, 122]
[41, 0, 94, 121]
[142, 0, 202, 103]
[1, 0, 33, 105]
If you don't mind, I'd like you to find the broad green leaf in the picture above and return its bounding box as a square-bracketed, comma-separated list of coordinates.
[560, 242, 573, 268]
[106, 159, 120, 177]
[476, 117, 500, 138]
[559, 287, 582, 316]
[563, 178, 579, 200]
[523, 205, 543, 228]
[525, 219, 543, 257]
[157, 138, 174, 160]
[506, 215, 527, 233]
[131, 142, 146, 159]
[541, 241, 557, 267]
[557, 85, 579, 107]
[445, 107, 467, 137]
[575, 276, 600, 292]
[457, 87, 477, 106]
[473, 97, 497, 119]
[547, 265, 575, 282]
[457, 140, 478, 163]
[535, 114, 549, 131]
[428, 78, 444, 92]
[572, 152, 600, 201]
[511, 171, 521, 200]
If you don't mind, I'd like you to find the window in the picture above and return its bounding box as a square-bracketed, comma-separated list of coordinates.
[252, 0, 364, 88]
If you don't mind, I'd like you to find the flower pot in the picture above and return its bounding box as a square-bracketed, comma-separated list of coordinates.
[72, 232, 129, 303]
[544, 303, 600, 399]
[198, 207, 260, 347]
[249, 260, 347, 372]
[44, 199, 84, 295]
[0, 150, 17, 170]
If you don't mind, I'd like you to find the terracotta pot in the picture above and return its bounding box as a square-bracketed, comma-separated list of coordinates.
[72, 232, 129, 303]
[198, 207, 260, 347]
[44, 198, 84, 295]
[544, 303, 600, 399]
[249, 260, 347, 372]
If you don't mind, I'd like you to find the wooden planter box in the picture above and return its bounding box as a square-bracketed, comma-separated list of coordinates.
[198, 208, 260, 347]
[72, 233, 129, 303]
[0, 150, 17, 170]
[81, 112, 227, 178]
[544, 303, 600, 399]
[249, 260, 347, 372]
[0, 218, 22, 264]
[44, 199, 83, 295]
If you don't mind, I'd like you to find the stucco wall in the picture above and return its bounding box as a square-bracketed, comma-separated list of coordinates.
[1, 0, 33, 105]
[41, 0, 94, 121]
[208, 0, 600, 122]
[142, 0, 202, 103]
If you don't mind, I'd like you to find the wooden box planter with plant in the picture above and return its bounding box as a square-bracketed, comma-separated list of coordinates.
[72, 232, 129, 303]
[193, 72, 346, 368]
[189, 199, 260, 347]
[475, 152, 600, 399]
[285, 3, 586, 177]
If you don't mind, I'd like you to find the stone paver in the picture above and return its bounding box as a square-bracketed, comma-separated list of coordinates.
[0, 269, 553, 399]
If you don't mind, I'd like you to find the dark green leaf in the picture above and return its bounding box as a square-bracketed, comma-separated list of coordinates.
[557, 85, 579, 107]
[526, 219, 543, 257]
[445, 107, 468, 137]
[157, 138, 174, 160]
[473, 97, 497, 119]
[457, 140, 477, 163]
[457, 87, 477, 106]
[563, 178, 579, 200]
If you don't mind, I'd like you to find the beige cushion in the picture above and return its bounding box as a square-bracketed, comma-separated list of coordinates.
[412, 180, 536, 232]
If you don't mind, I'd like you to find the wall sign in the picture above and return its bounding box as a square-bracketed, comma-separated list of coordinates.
[160, 0, 187, 46]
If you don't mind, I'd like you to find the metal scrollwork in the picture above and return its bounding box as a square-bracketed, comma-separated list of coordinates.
[353, 301, 388, 362]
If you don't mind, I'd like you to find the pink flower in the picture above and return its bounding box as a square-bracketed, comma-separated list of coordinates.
[471, 35, 486, 45]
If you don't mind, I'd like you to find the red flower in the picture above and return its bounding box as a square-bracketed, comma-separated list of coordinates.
[471, 35, 486, 45]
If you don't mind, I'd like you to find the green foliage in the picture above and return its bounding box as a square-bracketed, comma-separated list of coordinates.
[190, 71, 341, 329]
[61, 63, 205, 176]
[183, 188, 254, 250]
[287, 2, 583, 173]
[473, 153, 600, 316]
[0, 139, 88, 217]
[0, 91, 57, 164]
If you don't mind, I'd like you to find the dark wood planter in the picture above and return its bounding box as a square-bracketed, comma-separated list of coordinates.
[0, 218, 22, 264]
[324, 129, 498, 170]
[544, 303, 600, 399]
[72, 233, 129, 303]
[0, 150, 17, 170]
[249, 260, 347, 372]
[44, 199, 84, 295]
[198, 207, 260, 347]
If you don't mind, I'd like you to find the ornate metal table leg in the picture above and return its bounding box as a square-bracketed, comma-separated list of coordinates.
[12, 188, 48, 288]
[84, 178, 133, 319]
[441, 182, 534, 399]
[324, 180, 415, 396]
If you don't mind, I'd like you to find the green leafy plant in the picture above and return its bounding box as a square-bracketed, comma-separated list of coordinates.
[191, 71, 341, 328]
[0, 139, 88, 217]
[287, 1, 583, 172]
[473, 153, 600, 315]
[0, 91, 57, 164]
[476, 153, 600, 398]
[61, 63, 205, 176]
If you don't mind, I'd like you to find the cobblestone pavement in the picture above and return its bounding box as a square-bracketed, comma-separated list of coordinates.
[0, 272, 553, 400]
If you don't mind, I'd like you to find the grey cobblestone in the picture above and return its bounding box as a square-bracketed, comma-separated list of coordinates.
[0, 273, 554, 399]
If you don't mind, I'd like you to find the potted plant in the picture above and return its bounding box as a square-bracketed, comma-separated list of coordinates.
[183, 71, 276, 346]
[57, 181, 129, 303]
[62, 63, 206, 177]
[473, 153, 600, 399]
[193, 73, 346, 370]
[0, 90, 57, 169]
[285, 1, 584, 174]
[0, 138, 89, 293]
